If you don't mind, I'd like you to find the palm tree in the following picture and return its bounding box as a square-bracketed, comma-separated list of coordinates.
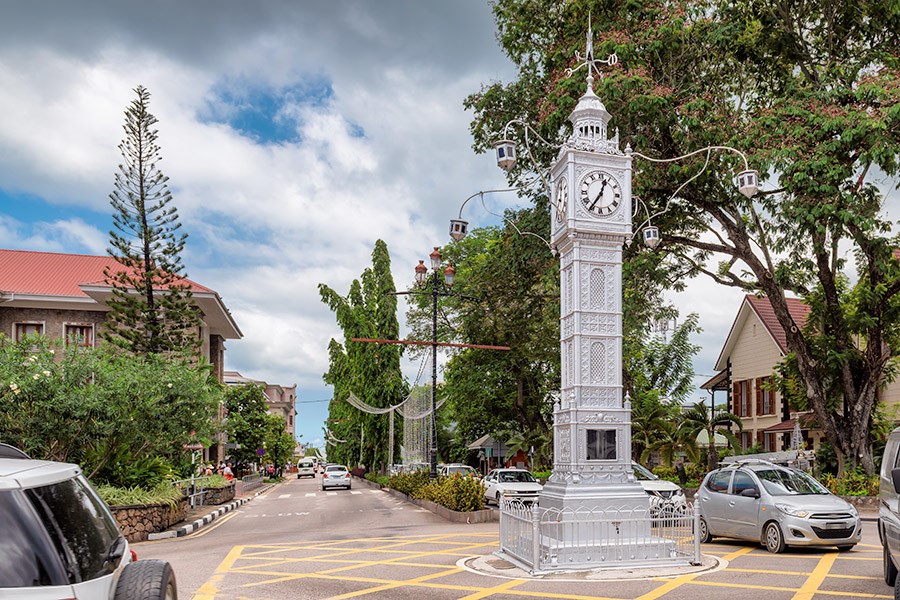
[643, 417, 701, 467]
[631, 396, 677, 465]
[681, 401, 743, 471]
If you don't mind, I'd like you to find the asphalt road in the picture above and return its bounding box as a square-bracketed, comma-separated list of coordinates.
[135, 476, 894, 599]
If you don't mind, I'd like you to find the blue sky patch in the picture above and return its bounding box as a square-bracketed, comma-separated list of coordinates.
[200, 76, 336, 144]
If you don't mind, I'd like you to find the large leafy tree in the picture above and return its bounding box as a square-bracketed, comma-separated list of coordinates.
[103, 85, 200, 355]
[224, 383, 270, 467]
[407, 212, 560, 458]
[468, 0, 900, 475]
[320, 240, 406, 471]
[0, 335, 220, 479]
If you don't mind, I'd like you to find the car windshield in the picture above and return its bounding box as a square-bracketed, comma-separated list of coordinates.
[499, 471, 535, 483]
[755, 468, 829, 495]
[632, 464, 658, 481]
[325, 466, 346, 473]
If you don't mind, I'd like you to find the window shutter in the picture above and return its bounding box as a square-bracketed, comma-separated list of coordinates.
[755, 378, 763, 417]
[732, 381, 741, 416]
[757, 430, 764, 447]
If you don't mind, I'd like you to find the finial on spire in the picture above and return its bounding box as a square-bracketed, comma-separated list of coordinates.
[566, 14, 618, 86]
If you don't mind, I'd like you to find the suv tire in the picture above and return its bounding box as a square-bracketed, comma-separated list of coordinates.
[114, 560, 177, 600]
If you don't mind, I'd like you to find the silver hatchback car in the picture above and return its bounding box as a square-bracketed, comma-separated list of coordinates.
[696, 460, 860, 553]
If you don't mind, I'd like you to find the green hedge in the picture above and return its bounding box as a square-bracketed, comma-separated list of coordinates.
[95, 481, 184, 508]
[412, 474, 486, 512]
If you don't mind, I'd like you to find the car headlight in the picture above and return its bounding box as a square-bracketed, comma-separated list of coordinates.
[775, 504, 809, 518]
[846, 504, 858, 517]
[673, 489, 684, 496]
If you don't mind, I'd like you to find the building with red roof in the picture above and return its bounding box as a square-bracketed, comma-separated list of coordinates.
[701, 294, 816, 452]
[0, 248, 242, 382]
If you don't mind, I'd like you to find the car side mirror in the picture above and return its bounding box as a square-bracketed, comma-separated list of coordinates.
[740, 488, 760, 499]
[892, 468, 900, 494]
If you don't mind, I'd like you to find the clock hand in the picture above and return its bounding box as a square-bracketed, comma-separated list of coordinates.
[588, 180, 607, 211]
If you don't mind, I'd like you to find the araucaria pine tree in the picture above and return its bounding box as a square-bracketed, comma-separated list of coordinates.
[103, 85, 200, 355]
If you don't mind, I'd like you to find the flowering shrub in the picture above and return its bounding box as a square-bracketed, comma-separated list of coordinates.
[388, 471, 429, 496]
[412, 474, 486, 512]
[821, 469, 879, 496]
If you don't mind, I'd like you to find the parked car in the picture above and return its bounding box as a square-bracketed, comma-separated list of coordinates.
[632, 462, 687, 517]
[297, 457, 316, 479]
[321, 464, 351, 490]
[439, 463, 478, 478]
[877, 426, 900, 597]
[0, 443, 178, 599]
[483, 468, 542, 505]
[696, 459, 860, 553]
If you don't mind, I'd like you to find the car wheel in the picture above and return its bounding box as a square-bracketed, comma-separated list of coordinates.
[114, 560, 177, 600]
[886, 544, 898, 586]
[495, 492, 502, 506]
[698, 517, 713, 543]
[894, 564, 900, 600]
[764, 521, 786, 554]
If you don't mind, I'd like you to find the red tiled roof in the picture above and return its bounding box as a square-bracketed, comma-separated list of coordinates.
[762, 412, 817, 433]
[0, 249, 213, 298]
[746, 295, 811, 354]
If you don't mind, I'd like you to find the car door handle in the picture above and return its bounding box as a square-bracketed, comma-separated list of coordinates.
[729, 501, 736, 507]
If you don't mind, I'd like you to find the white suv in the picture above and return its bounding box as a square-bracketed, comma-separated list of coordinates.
[0, 444, 177, 599]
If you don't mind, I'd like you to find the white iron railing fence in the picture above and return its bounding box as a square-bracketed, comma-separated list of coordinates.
[499, 500, 701, 574]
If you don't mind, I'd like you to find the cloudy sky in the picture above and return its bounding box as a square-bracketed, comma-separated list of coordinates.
[0, 1, 758, 449]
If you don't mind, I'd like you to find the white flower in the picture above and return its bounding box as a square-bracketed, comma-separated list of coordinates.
[9, 383, 18, 391]
[48, 349, 55, 355]
[13, 389, 20, 395]
[42, 371, 51, 377]
[167, 383, 173, 388]
[32, 374, 40, 380]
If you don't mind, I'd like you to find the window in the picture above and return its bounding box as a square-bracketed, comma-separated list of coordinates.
[586, 429, 617, 460]
[706, 470, 731, 493]
[756, 376, 777, 416]
[14, 323, 43, 342]
[732, 380, 751, 417]
[730, 471, 757, 495]
[65, 324, 94, 348]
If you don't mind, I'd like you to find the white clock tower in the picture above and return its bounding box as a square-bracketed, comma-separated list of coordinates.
[540, 54, 649, 518]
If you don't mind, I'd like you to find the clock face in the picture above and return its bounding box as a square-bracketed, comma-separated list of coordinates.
[555, 178, 568, 223]
[580, 170, 622, 216]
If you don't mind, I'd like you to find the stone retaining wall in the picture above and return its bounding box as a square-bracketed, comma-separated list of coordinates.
[110, 496, 188, 543]
[204, 483, 235, 505]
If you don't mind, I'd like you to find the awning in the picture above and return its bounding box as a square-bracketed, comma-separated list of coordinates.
[762, 412, 817, 433]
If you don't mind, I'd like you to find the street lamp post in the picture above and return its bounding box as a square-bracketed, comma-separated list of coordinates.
[414, 247, 457, 479]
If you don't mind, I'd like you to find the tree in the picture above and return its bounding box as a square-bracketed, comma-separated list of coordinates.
[409, 214, 559, 455]
[468, 0, 900, 475]
[224, 383, 270, 468]
[681, 402, 743, 471]
[263, 413, 296, 470]
[103, 85, 200, 355]
[0, 335, 221, 481]
[319, 240, 406, 470]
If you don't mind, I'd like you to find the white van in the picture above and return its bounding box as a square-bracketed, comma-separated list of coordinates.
[297, 457, 317, 479]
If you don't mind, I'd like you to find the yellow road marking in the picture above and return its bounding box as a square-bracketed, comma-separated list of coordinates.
[791, 551, 838, 600]
[324, 566, 465, 599]
[189, 511, 239, 538]
[636, 546, 755, 600]
[192, 544, 245, 600]
[456, 578, 524, 600]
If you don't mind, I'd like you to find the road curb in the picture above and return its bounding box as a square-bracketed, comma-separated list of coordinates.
[147, 482, 278, 540]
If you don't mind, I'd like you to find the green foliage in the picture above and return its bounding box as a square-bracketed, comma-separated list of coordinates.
[224, 383, 270, 466]
[94, 454, 174, 489]
[103, 85, 200, 355]
[0, 336, 221, 482]
[95, 481, 184, 508]
[421, 220, 557, 458]
[203, 474, 231, 489]
[473, 0, 900, 477]
[531, 470, 551, 480]
[651, 463, 706, 488]
[365, 473, 390, 487]
[320, 240, 406, 470]
[413, 474, 486, 512]
[387, 471, 429, 496]
[820, 469, 879, 497]
[263, 413, 296, 469]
